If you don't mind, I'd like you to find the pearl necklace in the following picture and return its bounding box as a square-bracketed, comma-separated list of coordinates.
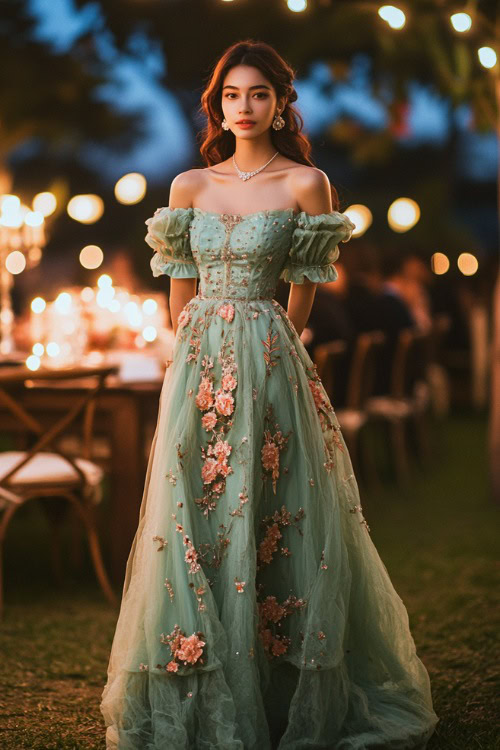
[232, 151, 279, 181]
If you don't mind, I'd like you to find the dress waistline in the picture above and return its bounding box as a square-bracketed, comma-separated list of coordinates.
[196, 293, 275, 302]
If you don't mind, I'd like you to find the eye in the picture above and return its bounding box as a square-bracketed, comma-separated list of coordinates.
[224, 92, 268, 99]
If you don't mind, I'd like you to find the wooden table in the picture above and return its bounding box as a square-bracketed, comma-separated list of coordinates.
[0, 372, 163, 586]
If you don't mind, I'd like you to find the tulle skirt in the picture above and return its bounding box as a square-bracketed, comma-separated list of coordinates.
[100, 296, 438, 749]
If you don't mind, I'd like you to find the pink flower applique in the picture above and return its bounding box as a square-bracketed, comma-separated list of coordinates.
[195, 377, 214, 411]
[201, 411, 217, 431]
[217, 303, 235, 323]
[161, 625, 206, 672]
[214, 389, 234, 416]
[234, 578, 246, 593]
[201, 458, 220, 484]
[221, 373, 237, 391]
[176, 633, 206, 665]
[177, 309, 191, 329]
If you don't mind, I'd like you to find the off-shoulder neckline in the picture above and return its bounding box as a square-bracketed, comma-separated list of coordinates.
[159, 206, 349, 220]
[194, 207, 295, 219]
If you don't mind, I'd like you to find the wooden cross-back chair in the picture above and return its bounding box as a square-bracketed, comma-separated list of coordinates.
[0, 364, 119, 618]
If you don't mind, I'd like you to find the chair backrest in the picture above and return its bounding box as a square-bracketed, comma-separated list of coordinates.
[345, 330, 386, 410]
[312, 340, 347, 403]
[390, 329, 429, 399]
[0, 364, 118, 491]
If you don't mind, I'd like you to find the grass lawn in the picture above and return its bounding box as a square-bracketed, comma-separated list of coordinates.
[0, 411, 498, 749]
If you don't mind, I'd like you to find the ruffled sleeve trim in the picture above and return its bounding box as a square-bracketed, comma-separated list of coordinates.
[280, 210, 355, 284]
[145, 206, 199, 279]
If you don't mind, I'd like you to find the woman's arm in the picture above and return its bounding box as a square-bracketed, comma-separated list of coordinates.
[168, 171, 198, 335]
[287, 169, 333, 336]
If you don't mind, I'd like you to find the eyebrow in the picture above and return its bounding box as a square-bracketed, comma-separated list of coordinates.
[222, 84, 271, 90]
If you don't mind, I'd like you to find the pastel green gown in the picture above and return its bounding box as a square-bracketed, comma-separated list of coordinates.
[100, 206, 439, 749]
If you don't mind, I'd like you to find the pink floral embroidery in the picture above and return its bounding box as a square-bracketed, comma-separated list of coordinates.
[257, 594, 307, 660]
[221, 373, 237, 391]
[217, 303, 235, 323]
[257, 523, 282, 565]
[261, 405, 291, 494]
[306, 365, 344, 473]
[257, 505, 305, 569]
[176, 634, 206, 665]
[195, 377, 214, 411]
[160, 625, 206, 671]
[175, 524, 201, 574]
[201, 411, 217, 431]
[308, 379, 328, 410]
[177, 309, 191, 329]
[214, 389, 234, 416]
[201, 458, 219, 484]
[194, 334, 238, 516]
[234, 578, 246, 593]
[211, 439, 232, 461]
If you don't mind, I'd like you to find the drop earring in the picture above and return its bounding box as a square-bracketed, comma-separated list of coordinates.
[272, 111, 285, 130]
[221, 118, 230, 131]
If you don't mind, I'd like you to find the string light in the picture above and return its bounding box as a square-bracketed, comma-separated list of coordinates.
[387, 198, 420, 232]
[80, 245, 104, 270]
[457, 252, 479, 276]
[67, 194, 104, 224]
[378, 6, 406, 30]
[114, 173, 147, 205]
[344, 204, 373, 238]
[431, 252, 450, 275]
[450, 12, 472, 33]
[287, 0, 307, 11]
[478, 47, 497, 69]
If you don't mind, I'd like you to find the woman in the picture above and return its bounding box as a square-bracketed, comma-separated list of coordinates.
[100, 39, 439, 749]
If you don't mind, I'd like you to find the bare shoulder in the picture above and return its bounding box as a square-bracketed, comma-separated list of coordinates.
[289, 166, 332, 214]
[168, 169, 204, 209]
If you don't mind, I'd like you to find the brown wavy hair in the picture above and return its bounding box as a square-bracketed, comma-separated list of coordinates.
[197, 39, 339, 210]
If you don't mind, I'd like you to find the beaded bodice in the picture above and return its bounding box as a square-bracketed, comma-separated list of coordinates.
[145, 205, 356, 300]
[189, 208, 295, 300]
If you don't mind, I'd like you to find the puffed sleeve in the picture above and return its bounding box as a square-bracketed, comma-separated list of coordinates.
[144, 206, 199, 278]
[280, 211, 355, 284]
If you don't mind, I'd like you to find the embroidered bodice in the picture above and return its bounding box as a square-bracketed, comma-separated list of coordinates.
[145, 206, 355, 301]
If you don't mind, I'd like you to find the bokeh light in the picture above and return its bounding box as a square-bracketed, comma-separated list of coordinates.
[457, 252, 479, 276]
[31, 297, 46, 314]
[54, 292, 73, 314]
[80, 244, 104, 270]
[431, 252, 450, 275]
[114, 173, 147, 205]
[5, 251, 26, 274]
[344, 204, 373, 238]
[287, 0, 307, 11]
[97, 274, 113, 288]
[387, 198, 420, 232]
[478, 47, 497, 69]
[32, 192, 57, 217]
[378, 5, 406, 29]
[67, 194, 104, 224]
[142, 325, 157, 342]
[26, 354, 41, 371]
[450, 13, 472, 32]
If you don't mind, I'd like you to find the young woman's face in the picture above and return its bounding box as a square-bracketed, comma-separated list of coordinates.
[221, 64, 283, 138]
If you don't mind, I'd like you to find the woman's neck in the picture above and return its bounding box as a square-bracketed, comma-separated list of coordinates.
[232, 136, 278, 172]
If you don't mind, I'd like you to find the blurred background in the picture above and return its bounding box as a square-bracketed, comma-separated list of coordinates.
[0, 2, 498, 748]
